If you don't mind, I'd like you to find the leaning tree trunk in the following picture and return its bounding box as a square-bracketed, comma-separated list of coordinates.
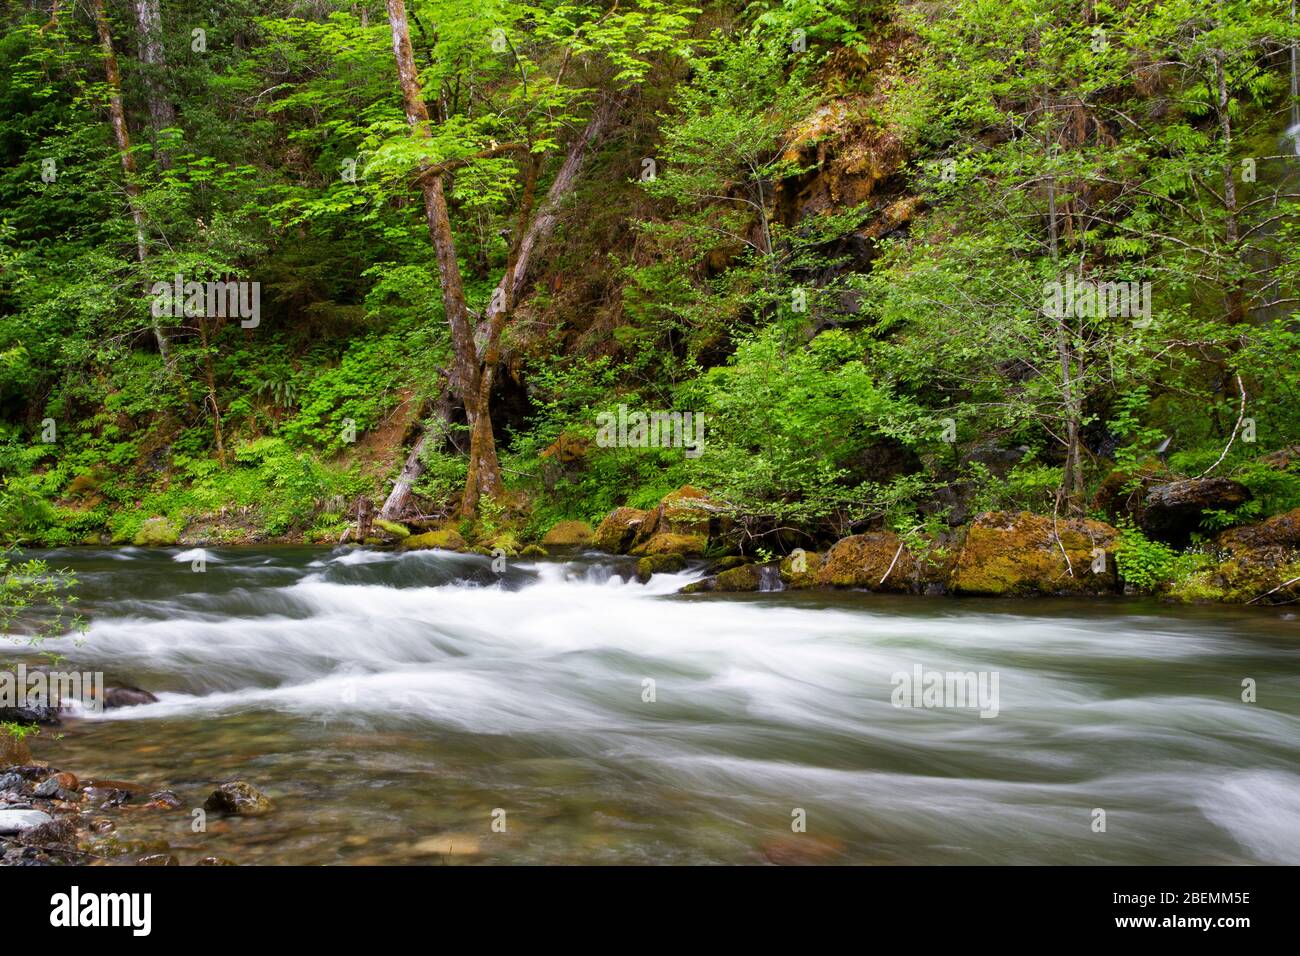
[383, 0, 616, 520]
[379, 388, 454, 520]
[132, 0, 176, 168]
[460, 99, 619, 516]
[93, 0, 173, 366]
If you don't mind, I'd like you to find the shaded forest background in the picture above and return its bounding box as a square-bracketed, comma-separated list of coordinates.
[1, 0, 1299, 569]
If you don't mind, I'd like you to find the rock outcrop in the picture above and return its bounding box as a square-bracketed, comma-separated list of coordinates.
[400, 528, 469, 552]
[815, 533, 948, 593]
[950, 511, 1119, 596]
[1140, 477, 1252, 544]
[1173, 508, 1300, 604]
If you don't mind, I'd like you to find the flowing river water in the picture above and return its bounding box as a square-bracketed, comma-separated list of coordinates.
[7, 545, 1300, 865]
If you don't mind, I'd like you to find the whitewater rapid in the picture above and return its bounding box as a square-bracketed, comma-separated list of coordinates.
[15, 545, 1300, 864]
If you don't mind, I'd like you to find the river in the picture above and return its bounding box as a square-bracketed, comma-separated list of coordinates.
[7, 545, 1300, 865]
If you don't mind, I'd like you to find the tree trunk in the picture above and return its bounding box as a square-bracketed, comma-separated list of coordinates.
[93, 0, 173, 366]
[460, 99, 617, 515]
[196, 315, 226, 466]
[1214, 49, 1244, 325]
[132, 0, 176, 168]
[1044, 122, 1084, 509]
[379, 388, 454, 520]
[384, 0, 479, 407]
[384, 0, 616, 519]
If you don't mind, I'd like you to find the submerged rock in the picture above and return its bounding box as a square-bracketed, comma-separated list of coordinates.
[950, 511, 1119, 596]
[0, 703, 61, 725]
[17, 816, 76, 847]
[204, 781, 273, 817]
[103, 686, 159, 709]
[145, 790, 184, 810]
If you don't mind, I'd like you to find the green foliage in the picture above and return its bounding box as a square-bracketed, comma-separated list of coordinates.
[0, 548, 81, 646]
[1114, 523, 1203, 593]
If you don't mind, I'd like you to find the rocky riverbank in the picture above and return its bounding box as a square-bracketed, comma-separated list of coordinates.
[0, 748, 271, 866]
[372, 484, 1300, 606]
[42, 480, 1300, 606]
[1, 694, 272, 866]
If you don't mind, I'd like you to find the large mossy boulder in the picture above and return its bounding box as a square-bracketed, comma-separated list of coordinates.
[541, 520, 594, 547]
[630, 532, 707, 557]
[815, 533, 944, 592]
[400, 528, 469, 552]
[630, 486, 726, 556]
[1140, 477, 1252, 544]
[594, 508, 649, 553]
[132, 517, 180, 547]
[779, 550, 824, 589]
[596, 487, 730, 556]
[715, 563, 765, 591]
[950, 511, 1119, 596]
[1173, 508, 1300, 604]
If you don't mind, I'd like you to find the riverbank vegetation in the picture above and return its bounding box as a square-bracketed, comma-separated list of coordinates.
[2, 0, 1299, 602]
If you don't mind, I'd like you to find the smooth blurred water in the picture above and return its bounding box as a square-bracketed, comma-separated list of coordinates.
[7, 545, 1300, 865]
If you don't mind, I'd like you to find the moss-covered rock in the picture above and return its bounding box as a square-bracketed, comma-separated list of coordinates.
[487, 532, 521, 557]
[132, 517, 180, 547]
[594, 507, 650, 553]
[631, 486, 727, 550]
[540, 520, 594, 546]
[401, 528, 469, 552]
[1172, 508, 1300, 604]
[630, 532, 708, 557]
[1216, 508, 1300, 551]
[950, 511, 1119, 596]
[203, 781, 273, 817]
[678, 578, 715, 594]
[709, 555, 749, 574]
[635, 552, 686, 582]
[373, 519, 411, 539]
[816, 533, 945, 592]
[520, 544, 548, 558]
[779, 550, 824, 589]
[716, 563, 764, 591]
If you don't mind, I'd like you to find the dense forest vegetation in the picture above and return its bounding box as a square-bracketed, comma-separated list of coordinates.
[2, 0, 1299, 600]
